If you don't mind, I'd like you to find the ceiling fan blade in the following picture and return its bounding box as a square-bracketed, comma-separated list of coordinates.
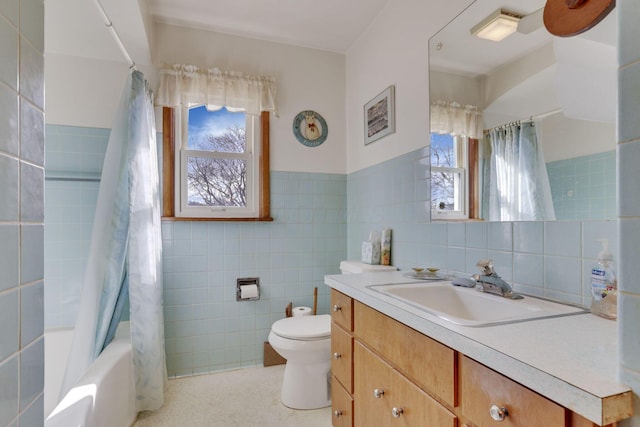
[517, 7, 544, 34]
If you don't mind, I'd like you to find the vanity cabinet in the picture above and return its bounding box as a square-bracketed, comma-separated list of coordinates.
[460, 354, 565, 426]
[353, 301, 456, 407]
[331, 290, 354, 427]
[354, 341, 457, 426]
[331, 289, 620, 427]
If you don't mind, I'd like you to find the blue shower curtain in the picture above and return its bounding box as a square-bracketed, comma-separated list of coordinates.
[60, 70, 167, 412]
[482, 121, 556, 221]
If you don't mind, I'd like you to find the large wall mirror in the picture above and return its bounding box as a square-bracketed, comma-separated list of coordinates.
[428, 0, 617, 222]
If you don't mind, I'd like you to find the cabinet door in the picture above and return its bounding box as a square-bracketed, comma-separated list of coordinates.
[391, 367, 457, 427]
[460, 355, 565, 427]
[332, 377, 353, 427]
[354, 342, 393, 426]
[331, 290, 353, 331]
[332, 322, 353, 393]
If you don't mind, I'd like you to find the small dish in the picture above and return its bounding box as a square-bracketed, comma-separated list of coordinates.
[403, 272, 444, 281]
[426, 267, 439, 274]
[412, 267, 425, 274]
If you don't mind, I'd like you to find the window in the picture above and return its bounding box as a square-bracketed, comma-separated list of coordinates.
[162, 107, 271, 221]
[431, 133, 469, 220]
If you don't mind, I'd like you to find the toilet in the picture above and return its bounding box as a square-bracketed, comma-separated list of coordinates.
[268, 260, 396, 410]
[268, 314, 332, 409]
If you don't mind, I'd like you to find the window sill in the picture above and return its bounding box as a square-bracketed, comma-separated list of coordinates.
[161, 216, 274, 222]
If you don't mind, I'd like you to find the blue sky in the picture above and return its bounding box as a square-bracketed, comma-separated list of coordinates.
[188, 106, 246, 149]
[430, 133, 454, 167]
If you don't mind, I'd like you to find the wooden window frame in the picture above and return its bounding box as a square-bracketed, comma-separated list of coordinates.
[162, 107, 272, 221]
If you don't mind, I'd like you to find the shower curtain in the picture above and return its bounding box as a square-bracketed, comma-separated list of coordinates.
[60, 70, 167, 412]
[482, 121, 556, 221]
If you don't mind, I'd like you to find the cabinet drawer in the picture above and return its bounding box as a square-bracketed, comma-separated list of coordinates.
[331, 290, 353, 331]
[332, 323, 353, 393]
[355, 342, 456, 427]
[332, 377, 353, 427]
[354, 301, 456, 407]
[460, 355, 565, 427]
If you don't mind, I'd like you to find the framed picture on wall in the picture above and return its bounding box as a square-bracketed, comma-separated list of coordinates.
[364, 85, 395, 145]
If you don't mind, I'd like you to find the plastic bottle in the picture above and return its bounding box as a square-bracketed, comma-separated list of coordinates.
[381, 228, 392, 266]
[590, 239, 617, 320]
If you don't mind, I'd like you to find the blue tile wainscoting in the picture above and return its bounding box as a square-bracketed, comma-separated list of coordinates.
[617, 0, 640, 422]
[43, 128, 348, 377]
[44, 125, 109, 328]
[161, 172, 347, 377]
[1, 0, 45, 425]
[347, 147, 618, 308]
[45, 131, 619, 378]
[546, 150, 616, 221]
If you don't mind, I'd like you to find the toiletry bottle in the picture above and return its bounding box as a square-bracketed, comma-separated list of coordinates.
[590, 239, 617, 320]
[381, 228, 392, 266]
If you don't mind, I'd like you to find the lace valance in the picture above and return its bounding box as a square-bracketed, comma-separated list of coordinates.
[156, 64, 277, 116]
[430, 100, 482, 138]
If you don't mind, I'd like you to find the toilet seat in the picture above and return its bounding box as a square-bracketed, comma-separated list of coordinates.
[271, 314, 330, 341]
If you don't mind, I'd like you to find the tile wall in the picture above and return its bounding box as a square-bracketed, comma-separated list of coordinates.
[547, 150, 616, 220]
[0, 0, 45, 425]
[347, 147, 430, 269]
[617, 0, 640, 424]
[162, 171, 347, 377]
[347, 147, 618, 307]
[44, 125, 108, 328]
[42, 131, 348, 377]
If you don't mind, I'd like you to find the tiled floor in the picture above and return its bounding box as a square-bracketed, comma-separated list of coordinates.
[133, 365, 332, 427]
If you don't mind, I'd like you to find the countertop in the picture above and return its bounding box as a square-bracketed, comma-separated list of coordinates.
[325, 271, 633, 425]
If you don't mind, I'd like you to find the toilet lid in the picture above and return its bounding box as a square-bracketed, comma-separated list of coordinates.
[272, 314, 331, 340]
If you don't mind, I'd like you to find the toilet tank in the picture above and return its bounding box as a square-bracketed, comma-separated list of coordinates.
[339, 260, 397, 274]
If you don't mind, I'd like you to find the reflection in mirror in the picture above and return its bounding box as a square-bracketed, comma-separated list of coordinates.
[429, 0, 617, 221]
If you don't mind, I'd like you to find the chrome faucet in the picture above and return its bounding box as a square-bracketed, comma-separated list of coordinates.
[472, 259, 523, 300]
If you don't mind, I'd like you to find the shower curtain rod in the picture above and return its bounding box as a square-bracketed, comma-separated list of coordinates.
[93, 0, 136, 69]
[525, 108, 563, 122]
[483, 108, 564, 133]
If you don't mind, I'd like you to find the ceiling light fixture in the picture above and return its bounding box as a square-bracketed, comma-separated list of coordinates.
[471, 9, 522, 42]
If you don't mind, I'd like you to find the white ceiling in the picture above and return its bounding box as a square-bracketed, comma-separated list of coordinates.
[147, 0, 390, 53]
[46, 0, 616, 68]
[45, 0, 392, 64]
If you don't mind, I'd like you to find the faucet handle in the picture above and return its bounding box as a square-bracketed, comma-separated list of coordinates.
[476, 258, 495, 275]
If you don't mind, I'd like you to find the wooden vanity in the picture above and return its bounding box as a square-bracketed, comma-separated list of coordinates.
[329, 287, 632, 427]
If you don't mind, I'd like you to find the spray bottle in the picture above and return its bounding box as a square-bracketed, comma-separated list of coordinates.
[590, 239, 617, 320]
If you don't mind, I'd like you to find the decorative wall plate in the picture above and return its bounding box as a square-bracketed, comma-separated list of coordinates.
[293, 110, 328, 147]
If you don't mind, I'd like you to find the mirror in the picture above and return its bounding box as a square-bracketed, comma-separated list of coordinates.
[429, 0, 617, 221]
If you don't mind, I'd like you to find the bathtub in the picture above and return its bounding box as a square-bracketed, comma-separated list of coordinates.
[44, 321, 137, 427]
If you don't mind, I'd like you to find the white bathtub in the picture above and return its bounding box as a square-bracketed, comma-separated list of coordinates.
[44, 322, 137, 427]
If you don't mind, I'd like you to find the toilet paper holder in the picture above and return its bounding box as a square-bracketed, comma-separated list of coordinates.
[237, 277, 260, 301]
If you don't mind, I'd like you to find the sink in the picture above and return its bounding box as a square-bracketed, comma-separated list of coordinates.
[368, 281, 588, 327]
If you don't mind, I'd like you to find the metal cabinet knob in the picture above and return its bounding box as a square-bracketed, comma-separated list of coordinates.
[489, 404, 508, 421]
[373, 388, 385, 398]
[391, 407, 404, 418]
[333, 304, 342, 312]
[333, 410, 343, 418]
[333, 352, 342, 360]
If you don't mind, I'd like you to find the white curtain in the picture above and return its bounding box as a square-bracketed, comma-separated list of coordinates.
[128, 71, 167, 411]
[430, 100, 483, 138]
[156, 64, 277, 116]
[482, 121, 556, 221]
[60, 70, 167, 412]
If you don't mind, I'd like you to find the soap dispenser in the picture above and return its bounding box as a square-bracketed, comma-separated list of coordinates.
[590, 239, 617, 320]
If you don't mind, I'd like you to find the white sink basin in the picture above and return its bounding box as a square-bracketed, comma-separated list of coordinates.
[368, 282, 588, 327]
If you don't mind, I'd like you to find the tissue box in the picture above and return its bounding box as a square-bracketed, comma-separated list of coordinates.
[361, 241, 381, 265]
